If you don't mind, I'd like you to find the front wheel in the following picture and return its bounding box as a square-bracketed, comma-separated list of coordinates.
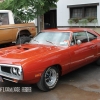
[16, 36, 31, 45]
[37, 67, 59, 91]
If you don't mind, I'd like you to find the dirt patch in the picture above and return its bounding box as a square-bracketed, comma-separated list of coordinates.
[88, 84, 100, 89]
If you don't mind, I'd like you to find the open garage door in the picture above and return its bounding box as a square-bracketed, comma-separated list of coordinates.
[44, 10, 57, 29]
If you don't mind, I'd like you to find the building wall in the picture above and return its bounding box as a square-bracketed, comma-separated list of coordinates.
[92, 28, 100, 33]
[57, 0, 100, 28]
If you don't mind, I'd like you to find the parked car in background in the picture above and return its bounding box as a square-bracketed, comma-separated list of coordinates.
[0, 28, 100, 91]
[0, 10, 36, 45]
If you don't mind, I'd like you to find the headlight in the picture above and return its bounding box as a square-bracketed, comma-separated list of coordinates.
[18, 68, 22, 76]
[10, 67, 22, 76]
[12, 68, 17, 74]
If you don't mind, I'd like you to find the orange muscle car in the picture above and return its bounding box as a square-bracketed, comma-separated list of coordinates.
[0, 28, 100, 91]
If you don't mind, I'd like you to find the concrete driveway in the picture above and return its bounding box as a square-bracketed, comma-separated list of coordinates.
[0, 62, 100, 100]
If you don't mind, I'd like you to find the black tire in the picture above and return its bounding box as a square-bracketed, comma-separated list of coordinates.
[37, 67, 59, 91]
[16, 36, 31, 45]
[96, 58, 100, 66]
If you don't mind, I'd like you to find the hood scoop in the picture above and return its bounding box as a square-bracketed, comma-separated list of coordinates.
[17, 46, 29, 50]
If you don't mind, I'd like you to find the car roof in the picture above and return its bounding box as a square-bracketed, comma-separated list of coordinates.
[42, 28, 93, 33]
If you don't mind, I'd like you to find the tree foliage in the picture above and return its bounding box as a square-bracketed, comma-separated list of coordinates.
[0, 0, 58, 22]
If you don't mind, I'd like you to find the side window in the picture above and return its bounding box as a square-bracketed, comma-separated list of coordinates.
[71, 35, 76, 46]
[87, 32, 97, 41]
[74, 32, 88, 43]
[71, 31, 90, 46]
[14, 16, 22, 24]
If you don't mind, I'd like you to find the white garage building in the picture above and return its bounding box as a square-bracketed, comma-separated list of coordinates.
[36, 0, 100, 33]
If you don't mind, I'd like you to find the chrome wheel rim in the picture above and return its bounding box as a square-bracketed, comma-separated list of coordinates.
[45, 68, 57, 87]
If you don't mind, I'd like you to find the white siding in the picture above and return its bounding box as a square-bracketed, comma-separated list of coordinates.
[57, 0, 100, 27]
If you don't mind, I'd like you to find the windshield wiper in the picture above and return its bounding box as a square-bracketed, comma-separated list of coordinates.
[33, 39, 39, 43]
[46, 40, 55, 45]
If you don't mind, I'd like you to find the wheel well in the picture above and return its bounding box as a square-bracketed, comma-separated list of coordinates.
[50, 64, 62, 76]
[17, 30, 31, 39]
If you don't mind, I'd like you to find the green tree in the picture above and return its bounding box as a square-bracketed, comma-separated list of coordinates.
[0, 0, 58, 22]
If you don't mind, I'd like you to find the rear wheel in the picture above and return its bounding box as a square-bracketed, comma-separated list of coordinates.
[37, 67, 59, 91]
[16, 36, 31, 45]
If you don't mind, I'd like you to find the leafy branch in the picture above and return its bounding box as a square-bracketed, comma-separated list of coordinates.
[0, 0, 58, 22]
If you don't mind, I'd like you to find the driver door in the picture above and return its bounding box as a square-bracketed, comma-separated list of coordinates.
[69, 31, 95, 70]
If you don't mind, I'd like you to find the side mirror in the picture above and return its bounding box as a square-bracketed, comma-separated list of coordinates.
[77, 40, 82, 45]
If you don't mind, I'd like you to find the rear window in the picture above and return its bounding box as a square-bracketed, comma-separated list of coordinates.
[0, 13, 9, 25]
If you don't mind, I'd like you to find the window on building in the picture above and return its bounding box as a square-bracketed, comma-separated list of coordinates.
[85, 7, 97, 18]
[70, 6, 97, 18]
[71, 8, 82, 18]
[67, 3, 99, 19]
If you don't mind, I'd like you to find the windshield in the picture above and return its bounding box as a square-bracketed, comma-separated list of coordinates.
[30, 32, 70, 46]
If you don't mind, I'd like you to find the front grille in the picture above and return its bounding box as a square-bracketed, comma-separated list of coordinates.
[0, 64, 23, 80]
[1, 66, 11, 73]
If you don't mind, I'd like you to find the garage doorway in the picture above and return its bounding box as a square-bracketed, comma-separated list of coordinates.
[44, 10, 57, 29]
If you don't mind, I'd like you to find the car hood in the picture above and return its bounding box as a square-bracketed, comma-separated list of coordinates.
[0, 44, 66, 64]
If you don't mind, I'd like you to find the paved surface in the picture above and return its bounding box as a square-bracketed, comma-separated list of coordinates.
[0, 63, 100, 100]
[0, 44, 100, 100]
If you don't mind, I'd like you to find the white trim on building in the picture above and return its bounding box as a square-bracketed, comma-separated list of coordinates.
[57, 0, 100, 27]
